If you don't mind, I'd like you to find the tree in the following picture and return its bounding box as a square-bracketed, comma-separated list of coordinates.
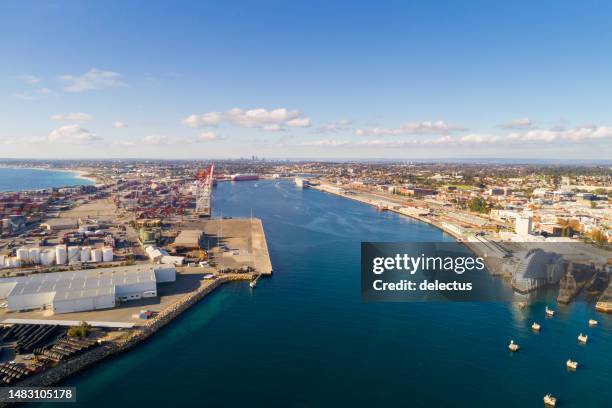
[467, 197, 489, 214]
[589, 229, 608, 246]
[68, 321, 92, 338]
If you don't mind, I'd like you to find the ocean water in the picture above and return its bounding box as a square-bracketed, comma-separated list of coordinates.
[0, 167, 93, 192]
[56, 180, 611, 407]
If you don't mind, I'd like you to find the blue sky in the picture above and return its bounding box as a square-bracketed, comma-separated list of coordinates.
[1, 0, 612, 159]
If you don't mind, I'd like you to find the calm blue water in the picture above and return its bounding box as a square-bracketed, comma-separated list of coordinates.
[0, 167, 93, 192]
[58, 180, 610, 407]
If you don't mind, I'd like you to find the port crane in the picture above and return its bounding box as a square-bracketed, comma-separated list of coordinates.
[195, 164, 214, 217]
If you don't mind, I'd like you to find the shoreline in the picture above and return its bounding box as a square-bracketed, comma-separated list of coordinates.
[310, 183, 465, 241]
[310, 182, 512, 281]
[0, 166, 97, 193]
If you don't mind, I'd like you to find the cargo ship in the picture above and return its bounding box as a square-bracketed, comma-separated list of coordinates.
[231, 174, 259, 181]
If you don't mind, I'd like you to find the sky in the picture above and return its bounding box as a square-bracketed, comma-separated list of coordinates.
[1, 0, 612, 160]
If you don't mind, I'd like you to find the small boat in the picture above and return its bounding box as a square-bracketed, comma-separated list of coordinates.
[545, 306, 555, 317]
[566, 359, 578, 370]
[543, 394, 557, 406]
[532, 322, 541, 331]
[249, 280, 257, 289]
[518, 302, 527, 309]
[577, 333, 588, 343]
[588, 319, 598, 326]
[508, 340, 520, 352]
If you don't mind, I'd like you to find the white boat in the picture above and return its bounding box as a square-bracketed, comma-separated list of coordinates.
[577, 333, 588, 343]
[294, 177, 309, 188]
[508, 340, 520, 352]
[545, 306, 555, 317]
[566, 359, 578, 369]
[532, 322, 541, 331]
[249, 280, 257, 289]
[588, 319, 598, 326]
[543, 394, 557, 406]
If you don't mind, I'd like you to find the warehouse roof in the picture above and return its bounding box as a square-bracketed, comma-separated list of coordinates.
[173, 230, 202, 248]
[0, 264, 170, 301]
[40, 218, 78, 230]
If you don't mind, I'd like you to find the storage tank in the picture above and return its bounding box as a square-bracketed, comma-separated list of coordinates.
[55, 245, 68, 265]
[8, 257, 21, 268]
[67, 246, 80, 263]
[91, 248, 103, 263]
[102, 247, 114, 262]
[40, 249, 55, 266]
[28, 247, 41, 264]
[16, 247, 29, 262]
[80, 246, 91, 262]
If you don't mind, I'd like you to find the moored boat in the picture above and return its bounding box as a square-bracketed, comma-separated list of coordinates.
[545, 306, 555, 317]
[566, 359, 578, 369]
[588, 319, 598, 326]
[532, 322, 541, 331]
[508, 340, 520, 352]
[577, 333, 588, 343]
[543, 394, 557, 406]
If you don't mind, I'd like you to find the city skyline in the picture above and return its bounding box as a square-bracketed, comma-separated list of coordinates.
[2, 0, 612, 159]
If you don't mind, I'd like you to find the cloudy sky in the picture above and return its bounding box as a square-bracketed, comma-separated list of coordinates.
[1, 1, 612, 160]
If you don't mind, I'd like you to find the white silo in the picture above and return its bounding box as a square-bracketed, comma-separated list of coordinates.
[67, 246, 80, 263]
[102, 247, 114, 262]
[40, 249, 56, 266]
[16, 247, 29, 262]
[91, 248, 103, 263]
[8, 257, 21, 268]
[28, 247, 41, 264]
[80, 246, 91, 262]
[55, 245, 68, 265]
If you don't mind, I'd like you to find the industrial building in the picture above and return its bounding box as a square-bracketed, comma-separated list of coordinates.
[173, 230, 202, 249]
[512, 249, 565, 293]
[0, 264, 176, 314]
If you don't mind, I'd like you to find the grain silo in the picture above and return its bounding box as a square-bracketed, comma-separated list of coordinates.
[102, 247, 114, 262]
[55, 245, 68, 265]
[67, 246, 80, 263]
[80, 246, 91, 262]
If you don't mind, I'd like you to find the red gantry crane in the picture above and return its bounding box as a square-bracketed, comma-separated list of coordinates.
[195, 164, 214, 217]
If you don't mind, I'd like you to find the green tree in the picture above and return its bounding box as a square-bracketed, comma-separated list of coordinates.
[467, 197, 489, 214]
[68, 321, 92, 338]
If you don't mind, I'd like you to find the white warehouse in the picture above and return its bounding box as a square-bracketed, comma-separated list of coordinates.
[0, 264, 176, 314]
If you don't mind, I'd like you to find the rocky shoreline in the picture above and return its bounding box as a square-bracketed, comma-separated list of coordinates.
[0, 273, 252, 406]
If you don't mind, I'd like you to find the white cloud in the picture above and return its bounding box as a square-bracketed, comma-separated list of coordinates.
[500, 118, 533, 129]
[114, 121, 128, 128]
[121, 132, 223, 146]
[48, 125, 100, 144]
[197, 132, 223, 141]
[181, 107, 311, 131]
[16, 74, 41, 84]
[286, 117, 312, 128]
[355, 121, 467, 136]
[14, 88, 54, 101]
[50, 112, 94, 122]
[313, 119, 352, 134]
[58, 69, 125, 92]
[302, 139, 349, 146]
[456, 126, 612, 144]
[300, 126, 612, 149]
